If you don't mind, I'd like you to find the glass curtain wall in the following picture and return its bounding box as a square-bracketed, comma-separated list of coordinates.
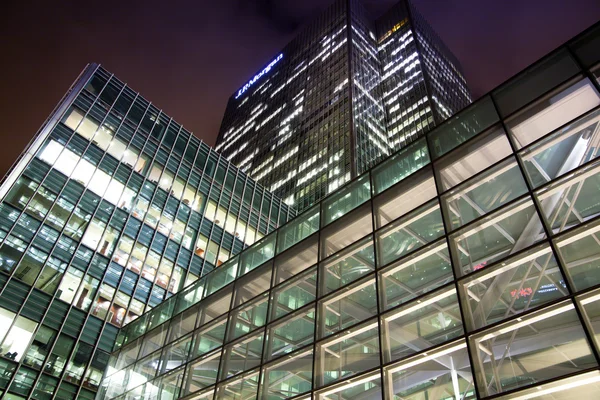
[101, 24, 600, 400]
[0, 64, 295, 400]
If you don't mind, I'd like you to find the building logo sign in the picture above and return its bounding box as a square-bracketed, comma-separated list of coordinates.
[235, 53, 283, 99]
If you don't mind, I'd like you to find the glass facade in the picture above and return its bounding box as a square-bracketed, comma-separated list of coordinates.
[0, 65, 295, 399]
[102, 22, 600, 400]
[215, 0, 472, 212]
[377, 0, 471, 154]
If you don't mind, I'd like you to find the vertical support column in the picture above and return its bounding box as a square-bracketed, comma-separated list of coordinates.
[346, 0, 358, 179]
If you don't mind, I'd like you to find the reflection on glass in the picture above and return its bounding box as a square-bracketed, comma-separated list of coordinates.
[228, 294, 268, 341]
[436, 126, 512, 192]
[554, 218, 600, 292]
[192, 317, 227, 359]
[5, 176, 38, 212]
[536, 159, 600, 234]
[0, 235, 26, 274]
[115, 340, 140, 370]
[458, 244, 568, 331]
[206, 262, 237, 296]
[264, 306, 315, 362]
[220, 334, 264, 380]
[322, 174, 370, 227]
[507, 78, 600, 149]
[63, 107, 84, 132]
[495, 370, 600, 400]
[64, 206, 90, 240]
[215, 370, 259, 400]
[441, 157, 528, 230]
[240, 235, 276, 275]
[520, 107, 600, 189]
[577, 288, 600, 353]
[158, 367, 184, 399]
[270, 266, 316, 321]
[182, 351, 220, 396]
[379, 240, 453, 310]
[315, 320, 380, 388]
[381, 287, 463, 363]
[233, 263, 272, 308]
[318, 276, 377, 338]
[372, 138, 430, 195]
[494, 50, 581, 118]
[98, 226, 119, 257]
[371, 138, 429, 194]
[374, 167, 436, 229]
[65, 341, 93, 383]
[260, 350, 313, 400]
[469, 301, 597, 397]
[429, 95, 500, 159]
[160, 335, 192, 374]
[25, 186, 56, 220]
[22, 326, 56, 370]
[277, 207, 319, 254]
[46, 334, 74, 378]
[113, 236, 133, 267]
[321, 236, 375, 296]
[91, 284, 115, 320]
[376, 201, 444, 267]
[146, 298, 175, 332]
[133, 351, 161, 389]
[321, 204, 373, 259]
[383, 341, 475, 400]
[32, 249, 58, 285]
[74, 275, 99, 312]
[0, 316, 37, 362]
[449, 198, 546, 276]
[273, 235, 318, 286]
[13, 247, 47, 285]
[132, 197, 149, 220]
[315, 371, 382, 400]
[47, 198, 75, 231]
[168, 306, 198, 345]
[140, 326, 167, 359]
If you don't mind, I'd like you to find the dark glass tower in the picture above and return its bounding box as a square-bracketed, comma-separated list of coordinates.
[377, 0, 471, 150]
[216, 0, 472, 212]
[0, 64, 294, 399]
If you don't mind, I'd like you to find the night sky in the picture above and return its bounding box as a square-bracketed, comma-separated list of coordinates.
[1, 0, 599, 178]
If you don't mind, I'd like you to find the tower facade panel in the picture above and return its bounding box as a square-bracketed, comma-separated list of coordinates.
[216, 0, 353, 212]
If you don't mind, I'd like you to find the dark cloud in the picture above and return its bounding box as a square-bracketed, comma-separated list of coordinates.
[245, 0, 333, 33]
[239, 0, 300, 32]
[0, 0, 599, 179]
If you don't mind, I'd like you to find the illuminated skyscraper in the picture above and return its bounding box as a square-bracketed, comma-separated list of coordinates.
[215, 0, 471, 211]
[0, 64, 294, 399]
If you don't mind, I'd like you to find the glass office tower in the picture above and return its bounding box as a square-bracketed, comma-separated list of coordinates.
[103, 22, 600, 400]
[0, 64, 295, 399]
[377, 0, 471, 151]
[216, 0, 471, 212]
